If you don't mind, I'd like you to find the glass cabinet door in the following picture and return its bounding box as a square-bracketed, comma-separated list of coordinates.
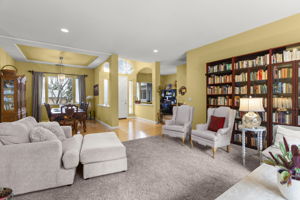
[272, 63, 293, 125]
[3, 79, 15, 111]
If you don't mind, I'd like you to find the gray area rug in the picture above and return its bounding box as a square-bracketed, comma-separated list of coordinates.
[16, 136, 260, 200]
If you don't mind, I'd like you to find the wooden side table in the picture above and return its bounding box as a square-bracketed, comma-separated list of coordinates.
[241, 126, 266, 166]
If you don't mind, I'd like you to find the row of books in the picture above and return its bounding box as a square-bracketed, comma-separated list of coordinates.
[235, 54, 270, 69]
[207, 86, 232, 95]
[234, 86, 247, 94]
[273, 67, 293, 79]
[273, 97, 292, 109]
[250, 84, 267, 94]
[273, 83, 292, 94]
[233, 97, 267, 107]
[250, 69, 268, 81]
[208, 75, 232, 84]
[208, 97, 232, 106]
[272, 48, 300, 63]
[235, 73, 247, 82]
[272, 111, 292, 124]
[208, 63, 232, 73]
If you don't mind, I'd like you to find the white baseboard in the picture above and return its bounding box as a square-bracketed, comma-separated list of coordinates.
[95, 119, 119, 129]
[135, 117, 157, 124]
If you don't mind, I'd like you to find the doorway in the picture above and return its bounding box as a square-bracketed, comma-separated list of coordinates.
[119, 76, 128, 118]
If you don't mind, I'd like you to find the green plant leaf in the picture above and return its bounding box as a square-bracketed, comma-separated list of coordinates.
[288, 152, 293, 161]
[263, 159, 276, 166]
[279, 142, 287, 156]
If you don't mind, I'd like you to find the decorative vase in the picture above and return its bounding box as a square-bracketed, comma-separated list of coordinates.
[277, 172, 300, 200]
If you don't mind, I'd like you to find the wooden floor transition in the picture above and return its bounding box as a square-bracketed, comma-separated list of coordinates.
[79, 118, 162, 142]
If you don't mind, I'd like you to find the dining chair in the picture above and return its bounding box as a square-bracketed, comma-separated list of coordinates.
[79, 102, 89, 131]
[44, 103, 52, 121]
[60, 104, 79, 134]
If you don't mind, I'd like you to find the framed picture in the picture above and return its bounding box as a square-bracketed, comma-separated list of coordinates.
[93, 84, 99, 96]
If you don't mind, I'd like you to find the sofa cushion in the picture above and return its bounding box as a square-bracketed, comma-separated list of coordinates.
[17, 116, 38, 131]
[29, 126, 58, 143]
[208, 116, 225, 132]
[192, 130, 217, 141]
[62, 134, 83, 169]
[274, 126, 300, 148]
[37, 122, 66, 141]
[0, 122, 30, 145]
[262, 145, 281, 158]
[163, 125, 184, 133]
[80, 132, 126, 164]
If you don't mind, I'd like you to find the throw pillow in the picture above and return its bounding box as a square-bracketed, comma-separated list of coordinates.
[208, 115, 225, 132]
[37, 122, 66, 141]
[0, 122, 30, 145]
[29, 126, 59, 143]
[275, 126, 300, 148]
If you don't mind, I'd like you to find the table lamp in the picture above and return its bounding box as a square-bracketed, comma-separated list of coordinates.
[239, 97, 265, 128]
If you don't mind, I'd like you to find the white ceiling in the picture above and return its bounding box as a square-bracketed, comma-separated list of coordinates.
[0, 0, 300, 74]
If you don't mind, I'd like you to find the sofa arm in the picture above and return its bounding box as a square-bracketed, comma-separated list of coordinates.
[184, 122, 192, 132]
[216, 127, 230, 135]
[165, 120, 175, 125]
[62, 134, 83, 169]
[196, 123, 208, 131]
[61, 126, 72, 138]
[0, 140, 62, 193]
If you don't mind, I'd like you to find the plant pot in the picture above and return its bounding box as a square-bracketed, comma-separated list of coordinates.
[277, 172, 300, 200]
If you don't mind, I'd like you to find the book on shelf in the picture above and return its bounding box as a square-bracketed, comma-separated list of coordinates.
[273, 82, 292, 94]
[235, 72, 247, 82]
[250, 69, 268, 81]
[234, 86, 247, 94]
[273, 66, 292, 79]
[273, 97, 292, 109]
[235, 54, 269, 69]
[207, 86, 232, 95]
[272, 48, 300, 63]
[273, 111, 292, 124]
[208, 63, 232, 73]
[208, 97, 232, 106]
[250, 84, 267, 94]
[234, 96, 240, 107]
[208, 74, 232, 84]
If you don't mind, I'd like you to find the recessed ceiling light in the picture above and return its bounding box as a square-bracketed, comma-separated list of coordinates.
[153, 49, 159, 53]
[60, 28, 69, 33]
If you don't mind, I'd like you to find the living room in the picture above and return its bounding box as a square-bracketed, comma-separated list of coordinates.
[1, 1, 300, 199]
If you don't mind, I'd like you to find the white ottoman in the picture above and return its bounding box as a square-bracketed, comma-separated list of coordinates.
[80, 132, 127, 179]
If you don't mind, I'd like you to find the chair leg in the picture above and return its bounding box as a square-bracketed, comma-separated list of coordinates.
[190, 138, 194, 148]
[212, 147, 217, 159]
[226, 145, 230, 153]
[182, 137, 185, 144]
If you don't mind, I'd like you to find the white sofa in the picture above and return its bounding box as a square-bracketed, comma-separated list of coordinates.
[191, 107, 236, 158]
[263, 125, 300, 158]
[162, 105, 194, 144]
[0, 117, 83, 195]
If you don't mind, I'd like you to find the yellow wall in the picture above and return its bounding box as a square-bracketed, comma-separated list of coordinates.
[186, 13, 300, 127]
[176, 64, 186, 104]
[135, 104, 155, 120]
[160, 74, 176, 89]
[0, 48, 15, 67]
[94, 55, 119, 127]
[15, 61, 94, 121]
[137, 73, 152, 82]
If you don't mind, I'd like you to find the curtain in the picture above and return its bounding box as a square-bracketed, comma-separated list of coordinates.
[78, 75, 86, 103]
[32, 72, 44, 122]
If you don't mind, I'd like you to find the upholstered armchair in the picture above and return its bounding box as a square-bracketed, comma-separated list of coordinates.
[191, 107, 236, 158]
[162, 105, 194, 144]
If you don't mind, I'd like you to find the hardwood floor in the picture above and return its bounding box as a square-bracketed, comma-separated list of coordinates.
[79, 118, 162, 142]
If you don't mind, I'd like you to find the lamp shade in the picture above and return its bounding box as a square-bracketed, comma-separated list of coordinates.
[239, 98, 264, 112]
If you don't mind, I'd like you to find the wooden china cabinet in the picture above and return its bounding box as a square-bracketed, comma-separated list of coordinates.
[0, 65, 26, 122]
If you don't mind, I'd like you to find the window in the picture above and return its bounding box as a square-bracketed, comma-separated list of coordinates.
[119, 58, 133, 74]
[137, 82, 152, 103]
[75, 78, 80, 103]
[129, 80, 133, 114]
[103, 62, 110, 73]
[104, 79, 109, 105]
[48, 76, 73, 104]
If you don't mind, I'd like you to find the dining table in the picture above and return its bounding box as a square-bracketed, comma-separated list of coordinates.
[50, 107, 87, 132]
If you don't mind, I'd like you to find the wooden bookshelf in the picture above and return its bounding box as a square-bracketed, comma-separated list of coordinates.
[206, 42, 300, 150]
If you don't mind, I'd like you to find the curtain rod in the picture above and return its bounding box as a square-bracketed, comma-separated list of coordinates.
[28, 70, 88, 77]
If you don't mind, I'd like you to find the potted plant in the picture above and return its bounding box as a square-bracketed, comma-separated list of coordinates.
[264, 137, 300, 200]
